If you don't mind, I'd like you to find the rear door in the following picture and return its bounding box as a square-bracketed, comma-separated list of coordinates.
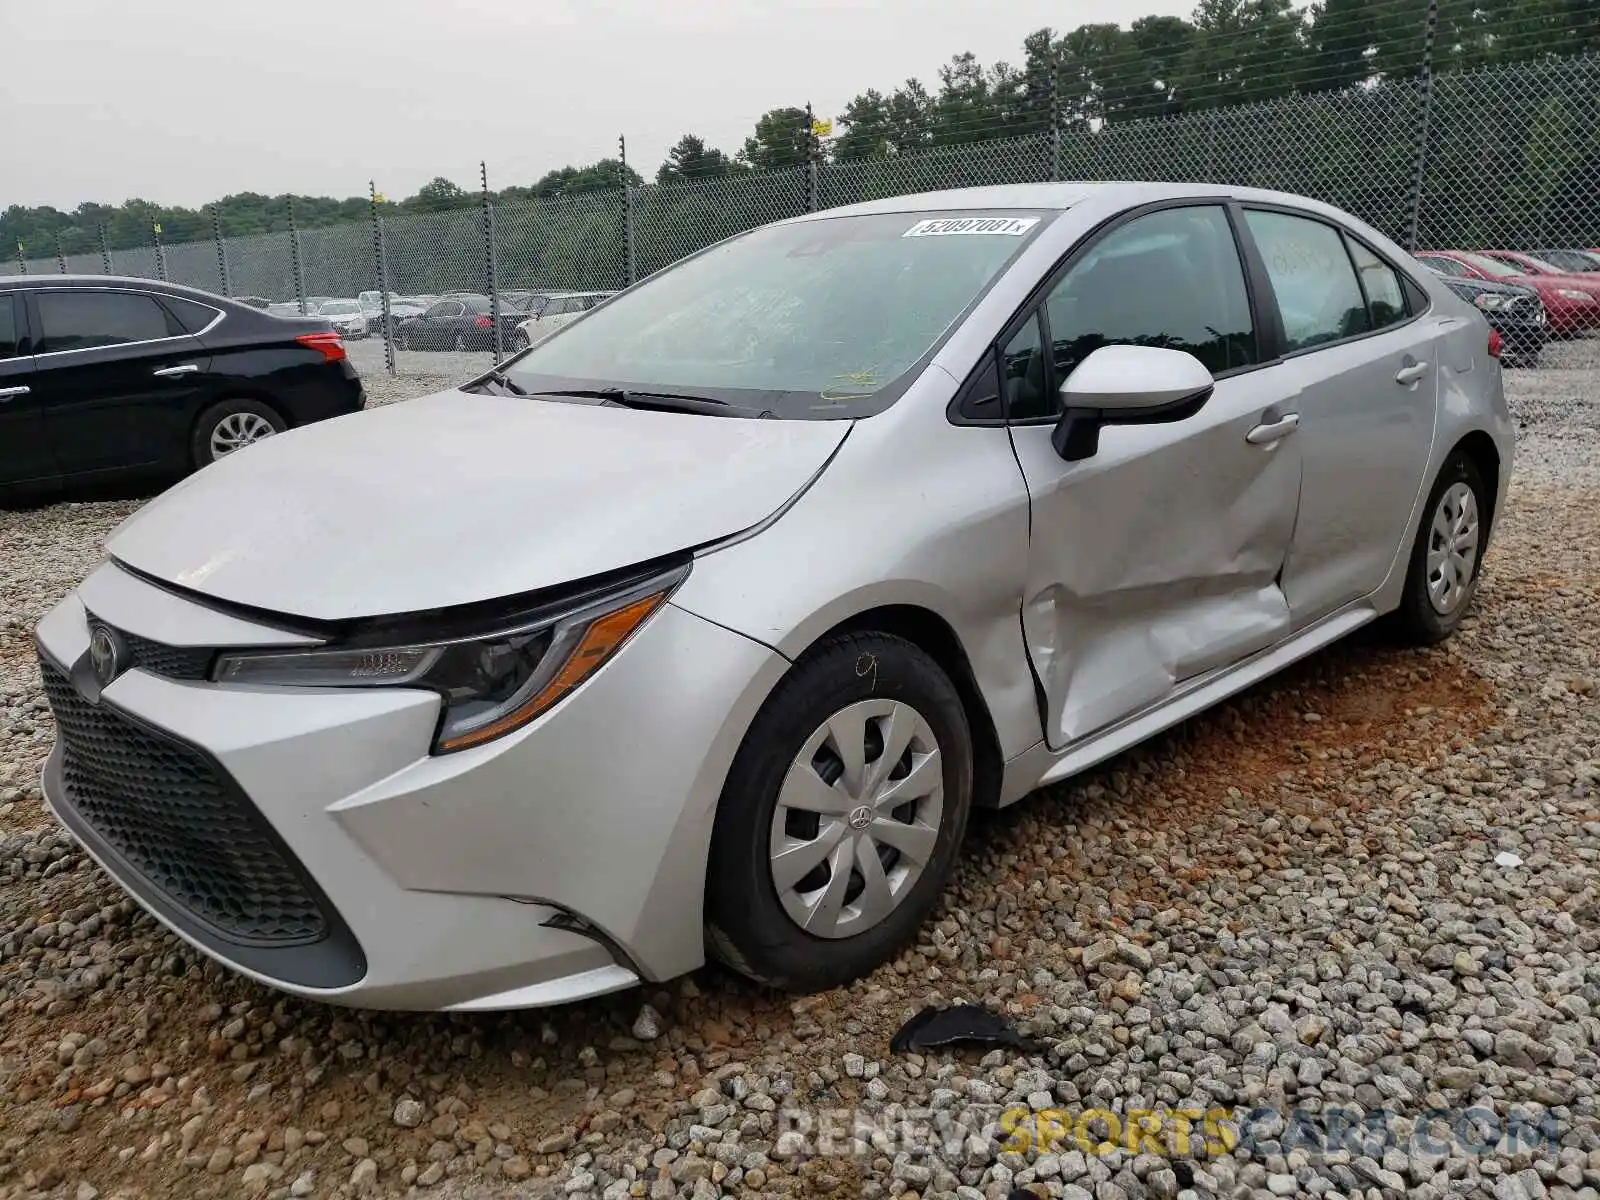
[0, 291, 52, 490]
[1239, 207, 1442, 626]
[27, 288, 211, 478]
[1003, 202, 1306, 747]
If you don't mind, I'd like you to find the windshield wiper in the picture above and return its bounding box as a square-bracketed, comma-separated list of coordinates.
[525, 387, 772, 418]
[473, 369, 526, 396]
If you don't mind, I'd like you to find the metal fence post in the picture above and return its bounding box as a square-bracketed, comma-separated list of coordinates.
[1049, 74, 1062, 182]
[620, 135, 637, 287]
[1405, 0, 1440, 252]
[98, 225, 112, 274]
[371, 182, 396, 376]
[13, 243, 23, 274]
[288, 198, 307, 314]
[153, 223, 169, 281]
[804, 102, 820, 213]
[55, 235, 67, 273]
[211, 207, 232, 296]
[482, 161, 503, 359]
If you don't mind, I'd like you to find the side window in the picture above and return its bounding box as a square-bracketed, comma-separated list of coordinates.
[1038, 205, 1257, 419]
[424, 302, 450, 319]
[35, 291, 176, 354]
[999, 313, 1050, 422]
[159, 295, 222, 335]
[1245, 210, 1370, 351]
[0, 294, 20, 360]
[1346, 239, 1408, 329]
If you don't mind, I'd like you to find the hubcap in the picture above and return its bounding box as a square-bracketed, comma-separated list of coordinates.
[1426, 480, 1480, 615]
[768, 699, 944, 940]
[210, 412, 277, 460]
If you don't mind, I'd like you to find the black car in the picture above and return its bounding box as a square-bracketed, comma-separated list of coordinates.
[393, 293, 528, 352]
[1430, 274, 1548, 366]
[1, 276, 365, 502]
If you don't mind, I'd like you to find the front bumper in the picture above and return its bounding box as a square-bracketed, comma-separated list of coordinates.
[35, 564, 786, 1010]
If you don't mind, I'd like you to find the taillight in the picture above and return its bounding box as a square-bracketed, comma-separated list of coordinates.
[295, 331, 347, 363]
[473, 316, 494, 328]
[1487, 328, 1503, 359]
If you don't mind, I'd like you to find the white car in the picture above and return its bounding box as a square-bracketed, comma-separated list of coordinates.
[316, 299, 369, 339]
[35, 182, 1512, 1012]
[512, 291, 612, 349]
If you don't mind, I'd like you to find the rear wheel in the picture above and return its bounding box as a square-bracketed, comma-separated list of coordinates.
[191, 399, 285, 468]
[705, 632, 973, 992]
[1387, 452, 1489, 644]
[453, 331, 468, 353]
[396, 328, 410, 351]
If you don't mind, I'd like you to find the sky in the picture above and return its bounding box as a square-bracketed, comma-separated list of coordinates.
[2, 0, 1192, 211]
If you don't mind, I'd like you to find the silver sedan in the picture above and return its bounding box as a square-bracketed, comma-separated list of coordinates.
[35, 182, 1513, 1010]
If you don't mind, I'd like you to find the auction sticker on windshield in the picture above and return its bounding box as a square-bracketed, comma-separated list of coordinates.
[902, 216, 1040, 238]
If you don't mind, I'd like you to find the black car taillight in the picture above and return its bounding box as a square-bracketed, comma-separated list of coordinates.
[472, 316, 494, 329]
[296, 332, 347, 363]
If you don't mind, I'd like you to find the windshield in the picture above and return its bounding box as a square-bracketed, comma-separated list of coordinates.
[505, 209, 1055, 418]
[1461, 253, 1523, 278]
[1537, 249, 1600, 273]
[321, 301, 360, 314]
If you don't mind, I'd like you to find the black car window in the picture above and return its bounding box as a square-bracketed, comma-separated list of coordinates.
[1000, 313, 1049, 421]
[36, 290, 177, 353]
[159, 295, 221, 335]
[1026, 205, 1256, 420]
[0, 294, 20, 360]
[1245, 210, 1371, 352]
[1346, 238, 1409, 330]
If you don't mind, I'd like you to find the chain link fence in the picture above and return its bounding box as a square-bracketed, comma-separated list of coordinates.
[7, 47, 1599, 373]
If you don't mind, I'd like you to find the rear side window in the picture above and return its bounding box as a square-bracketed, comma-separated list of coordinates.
[1346, 239, 1408, 329]
[1419, 255, 1469, 278]
[160, 295, 221, 335]
[0, 294, 20, 359]
[35, 291, 179, 353]
[1245, 211, 1370, 352]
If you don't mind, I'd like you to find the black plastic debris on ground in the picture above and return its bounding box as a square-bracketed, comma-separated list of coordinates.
[889, 1003, 1043, 1055]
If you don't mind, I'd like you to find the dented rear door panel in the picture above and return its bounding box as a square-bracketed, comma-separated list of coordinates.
[1008, 367, 1304, 749]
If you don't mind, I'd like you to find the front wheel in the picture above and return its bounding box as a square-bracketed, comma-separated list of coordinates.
[1387, 451, 1489, 645]
[705, 632, 973, 992]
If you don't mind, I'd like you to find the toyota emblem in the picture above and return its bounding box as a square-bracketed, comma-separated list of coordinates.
[88, 624, 128, 689]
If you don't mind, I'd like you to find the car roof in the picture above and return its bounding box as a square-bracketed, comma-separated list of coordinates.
[0, 274, 234, 303]
[789, 180, 1374, 224]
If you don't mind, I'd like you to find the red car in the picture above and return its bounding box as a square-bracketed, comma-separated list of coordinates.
[1416, 250, 1600, 335]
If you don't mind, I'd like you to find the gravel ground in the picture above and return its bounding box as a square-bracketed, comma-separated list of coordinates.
[1, 351, 1598, 1200]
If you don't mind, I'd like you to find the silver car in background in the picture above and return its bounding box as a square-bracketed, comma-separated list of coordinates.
[512, 290, 615, 349]
[35, 183, 1513, 1011]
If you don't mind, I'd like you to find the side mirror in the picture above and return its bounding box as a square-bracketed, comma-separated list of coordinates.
[1051, 345, 1215, 462]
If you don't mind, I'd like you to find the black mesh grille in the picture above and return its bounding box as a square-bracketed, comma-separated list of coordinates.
[84, 616, 214, 681]
[39, 657, 328, 947]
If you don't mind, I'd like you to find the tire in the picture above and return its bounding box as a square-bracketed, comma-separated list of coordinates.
[396, 329, 410, 351]
[1386, 451, 1490, 645]
[705, 631, 973, 992]
[511, 331, 530, 352]
[191, 398, 286, 469]
[453, 331, 467, 353]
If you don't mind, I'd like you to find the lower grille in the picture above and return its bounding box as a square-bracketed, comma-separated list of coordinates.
[39, 656, 328, 947]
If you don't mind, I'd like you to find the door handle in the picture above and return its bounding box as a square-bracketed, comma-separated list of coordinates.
[0, 385, 29, 401]
[1395, 361, 1429, 385]
[153, 364, 200, 378]
[1246, 412, 1300, 445]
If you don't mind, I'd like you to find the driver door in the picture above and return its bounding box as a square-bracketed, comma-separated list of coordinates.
[1002, 203, 1306, 748]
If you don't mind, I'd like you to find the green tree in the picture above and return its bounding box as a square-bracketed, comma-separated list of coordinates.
[737, 107, 814, 171]
[656, 134, 732, 184]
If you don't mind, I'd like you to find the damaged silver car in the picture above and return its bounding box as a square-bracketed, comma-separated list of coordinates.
[37, 182, 1512, 1009]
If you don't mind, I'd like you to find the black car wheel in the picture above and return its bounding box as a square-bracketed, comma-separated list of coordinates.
[453, 331, 468, 353]
[396, 329, 410, 351]
[1387, 451, 1490, 646]
[192, 399, 287, 469]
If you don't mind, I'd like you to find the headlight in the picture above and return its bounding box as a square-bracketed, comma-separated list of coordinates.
[1473, 294, 1505, 310]
[1556, 289, 1594, 302]
[213, 563, 686, 753]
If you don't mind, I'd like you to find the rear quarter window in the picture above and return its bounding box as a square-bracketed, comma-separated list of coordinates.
[159, 295, 222, 335]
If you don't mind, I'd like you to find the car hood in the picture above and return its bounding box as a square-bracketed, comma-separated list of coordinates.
[105, 390, 849, 621]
